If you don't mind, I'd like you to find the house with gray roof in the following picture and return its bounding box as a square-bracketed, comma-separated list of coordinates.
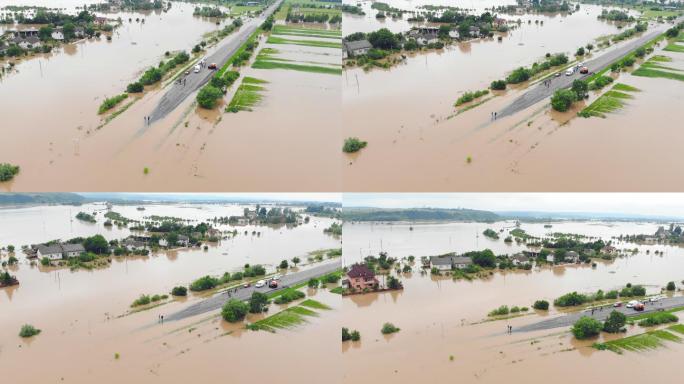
[343, 39, 372, 58]
[61, 243, 85, 258]
[430, 254, 473, 270]
[36, 244, 64, 260]
[36, 243, 85, 260]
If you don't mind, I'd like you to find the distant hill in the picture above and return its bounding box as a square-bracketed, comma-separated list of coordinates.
[0, 193, 86, 205]
[342, 208, 500, 222]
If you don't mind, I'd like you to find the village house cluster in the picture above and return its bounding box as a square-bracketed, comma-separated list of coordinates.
[0, 12, 116, 58]
[343, 16, 509, 60]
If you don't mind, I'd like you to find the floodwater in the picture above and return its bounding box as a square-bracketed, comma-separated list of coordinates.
[341, 220, 684, 383]
[342, 2, 680, 191]
[0, 201, 341, 382]
[0, 1, 341, 191]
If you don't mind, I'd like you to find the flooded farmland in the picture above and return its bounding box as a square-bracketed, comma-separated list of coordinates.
[0, 0, 341, 191]
[342, 1, 684, 191]
[0, 199, 342, 383]
[341, 219, 684, 383]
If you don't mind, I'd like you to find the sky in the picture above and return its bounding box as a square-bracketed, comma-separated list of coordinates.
[343, 193, 684, 218]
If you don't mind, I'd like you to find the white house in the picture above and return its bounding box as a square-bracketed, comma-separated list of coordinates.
[36, 243, 85, 260]
[36, 244, 64, 260]
[123, 238, 147, 251]
[448, 30, 460, 39]
[416, 32, 439, 46]
[430, 255, 453, 271]
[51, 30, 64, 40]
[546, 253, 555, 263]
[511, 253, 531, 266]
[159, 238, 169, 247]
[177, 235, 190, 247]
[343, 39, 372, 57]
[452, 256, 473, 269]
[61, 243, 85, 258]
[565, 251, 579, 263]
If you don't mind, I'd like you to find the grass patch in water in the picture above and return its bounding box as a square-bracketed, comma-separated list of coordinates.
[266, 36, 341, 49]
[299, 299, 331, 310]
[252, 60, 342, 75]
[594, 329, 682, 354]
[226, 80, 266, 112]
[246, 305, 319, 333]
[632, 67, 684, 82]
[272, 25, 341, 38]
[667, 324, 684, 335]
[578, 87, 635, 118]
[611, 83, 640, 92]
[663, 43, 684, 53]
[330, 286, 344, 294]
[650, 55, 672, 62]
[243, 76, 268, 84]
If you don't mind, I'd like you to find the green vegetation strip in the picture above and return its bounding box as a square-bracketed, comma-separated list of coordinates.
[227, 82, 266, 112]
[299, 299, 331, 310]
[272, 25, 341, 37]
[629, 306, 684, 321]
[595, 329, 682, 354]
[664, 43, 684, 53]
[633, 67, 684, 82]
[579, 85, 639, 118]
[246, 305, 319, 333]
[267, 36, 341, 49]
[252, 60, 342, 75]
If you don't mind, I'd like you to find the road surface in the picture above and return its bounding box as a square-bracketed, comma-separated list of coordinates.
[514, 295, 684, 333]
[165, 260, 341, 321]
[148, 0, 282, 123]
[497, 17, 684, 118]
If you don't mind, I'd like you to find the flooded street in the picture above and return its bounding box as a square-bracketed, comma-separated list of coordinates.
[0, 200, 342, 382]
[341, 219, 684, 383]
[342, 1, 684, 191]
[0, 0, 341, 191]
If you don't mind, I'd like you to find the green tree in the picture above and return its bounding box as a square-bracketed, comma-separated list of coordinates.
[603, 310, 626, 333]
[551, 89, 576, 112]
[367, 28, 400, 50]
[666, 281, 676, 291]
[342, 327, 351, 341]
[38, 26, 53, 41]
[571, 80, 588, 100]
[571, 316, 602, 339]
[222, 299, 249, 322]
[279, 259, 289, 269]
[248, 292, 269, 313]
[291, 256, 301, 266]
[63, 22, 76, 40]
[84, 235, 109, 254]
[533, 300, 549, 310]
[196, 85, 223, 109]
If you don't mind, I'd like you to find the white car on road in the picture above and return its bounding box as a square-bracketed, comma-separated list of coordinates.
[565, 68, 574, 76]
[255, 280, 266, 288]
[626, 300, 639, 308]
[193, 64, 201, 73]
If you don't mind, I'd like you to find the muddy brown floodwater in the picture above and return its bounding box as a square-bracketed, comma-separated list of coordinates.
[342, 2, 684, 191]
[341, 220, 684, 383]
[0, 202, 342, 383]
[0, 1, 341, 191]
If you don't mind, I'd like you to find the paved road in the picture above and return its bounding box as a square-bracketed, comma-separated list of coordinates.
[497, 18, 684, 118]
[165, 260, 341, 321]
[514, 295, 684, 333]
[148, 0, 282, 123]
